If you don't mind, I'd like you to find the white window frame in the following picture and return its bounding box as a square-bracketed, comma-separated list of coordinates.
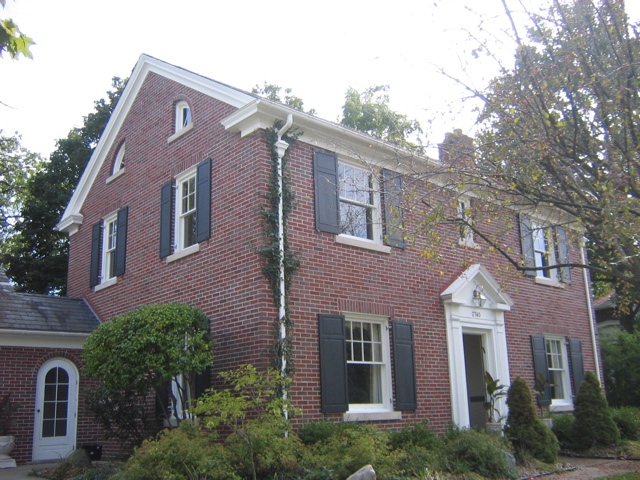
[175, 101, 192, 132]
[106, 144, 126, 183]
[101, 212, 118, 284]
[545, 336, 573, 408]
[337, 161, 382, 245]
[344, 313, 393, 414]
[532, 223, 558, 280]
[457, 198, 475, 247]
[174, 166, 198, 253]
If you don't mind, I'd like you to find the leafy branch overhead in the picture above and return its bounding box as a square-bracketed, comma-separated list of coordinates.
[0, 0, 33, 59]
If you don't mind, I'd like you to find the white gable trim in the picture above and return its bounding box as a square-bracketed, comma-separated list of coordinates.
[57, 54, 254, 234]
[0, 329, 90, 348]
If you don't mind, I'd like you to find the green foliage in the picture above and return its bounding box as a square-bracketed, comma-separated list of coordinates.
[0, 1, 33, 59]
[299, 423, 394, 480]
[340, 85, 423, 151]
[121, 423, 239, 480]
[0, 78, 125, 294]
[435, 427, 516, 479]
[0, 133, 42, 238]
[83, 303, 213, 424]
[551, 414, 575, 449]
[504, 377, 559, 464]
[193, 365, 295, 480]
[297, 419, 360, 446]
[252, 82, 316, 115]
[84, 383, 159, 450]
[610, 407, 640, 441]
[602, 330, 640, 407]
[484, 371, 508, 423]
[388, 420, 438, 450]
[572, 371, 620, 450]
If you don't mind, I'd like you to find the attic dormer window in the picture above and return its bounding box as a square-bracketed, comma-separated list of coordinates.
[175, 101, 192, 132]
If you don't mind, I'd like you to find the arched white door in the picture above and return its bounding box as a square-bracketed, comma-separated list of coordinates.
[32, 359, 79, 461]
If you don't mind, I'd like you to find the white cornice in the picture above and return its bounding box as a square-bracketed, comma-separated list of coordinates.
[0, 329, 91, 349]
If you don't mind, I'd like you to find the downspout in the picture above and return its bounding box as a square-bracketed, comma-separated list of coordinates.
[275, 113, 293, 419]
[580, 237, 601, 383]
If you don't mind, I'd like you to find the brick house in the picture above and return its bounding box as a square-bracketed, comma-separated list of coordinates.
[0, 268, 100, 464]
[8, 54, 598, 462]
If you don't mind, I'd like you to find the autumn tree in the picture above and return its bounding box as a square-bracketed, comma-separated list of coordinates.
[411, 0, 640, 305]
[0, 77, 125, 294]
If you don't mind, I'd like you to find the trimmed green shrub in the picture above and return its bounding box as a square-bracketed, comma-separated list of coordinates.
[121, 422, 239, 480]
[552, 414, 575, 448]
[572, 371, 620, 450]
[504, 377, 559, 463]
[435, 427, 516, 479]
[297, 419, 361, 445]
[388, 420, 438, 450]
[611, 407, 640, 441]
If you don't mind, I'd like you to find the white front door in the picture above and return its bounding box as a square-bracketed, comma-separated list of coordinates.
[33, 359, 79, 461]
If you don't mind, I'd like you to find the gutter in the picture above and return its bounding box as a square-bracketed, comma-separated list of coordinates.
[580, 238, 601, 383]
[275, 113, 293, 419]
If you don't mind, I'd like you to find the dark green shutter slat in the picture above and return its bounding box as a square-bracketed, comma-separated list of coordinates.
[519, 214, 536, 276]
[556, 226, 572, 284]
[569, 338, 584, 394]
[159, 181, 173, 258]
[195, 159, 211, 243]
[113, 206, 128, 277]
[313, 151, 341, 234]
[318, 314, 348, 413]
[531, 335, 552, 406]
[393, 321, 416, 410]
[382, 169, 406, 249]
[90, 222, 101, 287]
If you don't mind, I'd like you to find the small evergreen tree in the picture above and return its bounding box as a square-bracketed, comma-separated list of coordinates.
[504, 377, 559, 463]
[572, 371, 620, 450]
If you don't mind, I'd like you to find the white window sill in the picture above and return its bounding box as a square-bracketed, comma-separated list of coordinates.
[167, 123, 194, 143]
[343, 411, 402, 422]
[94, 277, 118, 291]
[165, 243, 200, 263]
[535, 276, 565, 288]
[550, 403, 574, 413]
[106, 168, 125, 184]
[335, 235, 392, 254]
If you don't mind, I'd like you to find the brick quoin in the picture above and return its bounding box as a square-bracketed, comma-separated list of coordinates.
[55, 57, 599, 456]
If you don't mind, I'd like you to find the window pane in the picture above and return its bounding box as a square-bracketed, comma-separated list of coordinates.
[183, 212, 196, 247]
[44, 385, 56, 402]
[43, 402, 55, 418]
[549, 370, 565, 399]
[348, 364, 382, 404]
[340, 203, 372, 238]
[42, 419, 55, 438]
[55, 419, 67, 437]
[45, 368, 57, 384]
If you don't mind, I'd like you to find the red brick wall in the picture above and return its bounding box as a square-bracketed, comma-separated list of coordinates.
[66, 72, 599, 437]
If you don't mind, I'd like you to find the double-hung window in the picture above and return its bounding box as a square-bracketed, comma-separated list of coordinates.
[90, 207, 128, 288]
[520, 215, 571, 284]
[458, 198, 474, 246]
[313, 151, 405, 250]
[531, 335, 584, 410]
[319, 313, 416, 418]
[159, 159, 211, 260]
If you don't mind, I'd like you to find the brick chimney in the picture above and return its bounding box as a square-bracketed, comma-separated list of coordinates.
[438, 129, 474, 167]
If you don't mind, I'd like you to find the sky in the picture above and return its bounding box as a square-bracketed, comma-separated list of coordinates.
[1, 0, 638, 159]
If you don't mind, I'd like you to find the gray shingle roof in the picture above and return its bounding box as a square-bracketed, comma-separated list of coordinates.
[0, 268, 100, 333]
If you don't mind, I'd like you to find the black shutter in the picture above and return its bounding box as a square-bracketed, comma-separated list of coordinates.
[531, 335, 552, 406]
[90, 222, 101, 287]
[519, 214, 536, 276]
[382, 169, 406, 249]
[318, 314, 348, 413]
[393, 321, 416, 410]
[569, 338, 584, 394]
[555, 226, 572, 284]
[113, 207, 128, 277]
[155, 384, 170, 421]
[313, 151, 341, 234]
[194, 367, 211, 399]
[159, 181, 173, 258]
[195, 159, 211, 243]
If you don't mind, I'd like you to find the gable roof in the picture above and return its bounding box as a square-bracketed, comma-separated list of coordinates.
[0, 267, 100, 334]
[57, 54, 257, 235]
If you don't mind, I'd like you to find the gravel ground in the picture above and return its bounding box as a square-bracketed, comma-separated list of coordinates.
[531, 456, 640, 479]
